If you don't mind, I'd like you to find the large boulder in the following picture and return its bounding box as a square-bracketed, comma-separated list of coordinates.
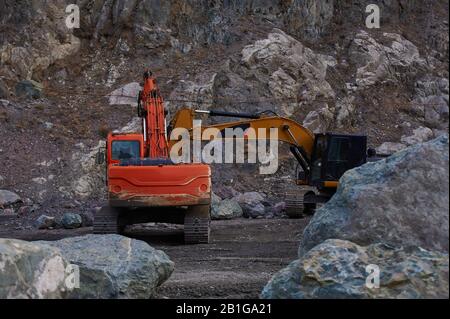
[261, 239, 449, 299]
[39, 234, 174, 299]
[300, 135, 449, 255]
[0, 238, 68, 299]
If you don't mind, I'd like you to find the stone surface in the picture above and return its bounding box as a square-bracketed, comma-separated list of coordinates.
[0, 238, 68, 299]
[0, 190, 21, 207]
[211, 198, 243, 220]
[108, 82, 142, 106]
[411, 76, 449, 130]
[38, 234, 174, 299]
[301, 135, 449, 255]
[72, 141, 106, 198]
[348, 31, 425, 88]
[60, 213, 83, 229]
[239, 29, 335, 115]
[401, 126, 434, 146]
[376, 142, 407, 155]
[232, 192, 267, 218]
[262, 239, 449, 299]
[303, 105, 335, 133]
[15, 80, 43, 99]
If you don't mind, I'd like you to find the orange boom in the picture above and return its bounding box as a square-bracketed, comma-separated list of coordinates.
[94, 71, 211, 244]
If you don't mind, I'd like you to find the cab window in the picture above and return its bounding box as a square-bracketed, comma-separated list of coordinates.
[328, 137, 350, 162]
[112, 141, 140, 160]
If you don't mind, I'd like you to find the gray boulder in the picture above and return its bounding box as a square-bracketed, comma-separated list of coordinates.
[0, 238, 68, 298]
[233, 192, 267, 218]
[301, 135, 449, 256]
[60, 213, 83, 229]
[35, 215, 56, 230]
[211, 198, 243, 220]
[261, 239, 449, 299]
[0, 190, 21, 207]
[39, 234, 174, 299]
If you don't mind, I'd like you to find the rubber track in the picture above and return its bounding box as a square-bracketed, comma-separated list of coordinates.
[184, 217, 210, 244]
[93, 208, 120, 234]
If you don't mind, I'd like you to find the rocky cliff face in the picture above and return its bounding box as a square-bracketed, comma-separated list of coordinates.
[0, 0, 448, 221]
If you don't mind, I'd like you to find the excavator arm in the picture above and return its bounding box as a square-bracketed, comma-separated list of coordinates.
[168, 108, 315, 180]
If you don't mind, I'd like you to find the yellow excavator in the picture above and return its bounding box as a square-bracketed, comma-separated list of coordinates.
[168, 107, 379, 216]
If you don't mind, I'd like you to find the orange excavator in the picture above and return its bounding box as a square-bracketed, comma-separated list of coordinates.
[94, 71, 211, 244]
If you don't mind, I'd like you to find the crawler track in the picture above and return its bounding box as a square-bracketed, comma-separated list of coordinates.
[93, 206, 122, 234]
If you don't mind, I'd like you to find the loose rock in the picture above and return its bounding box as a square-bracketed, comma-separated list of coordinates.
[233, 192, 267, 218]
[60, 213, 83, 229]
[211, 198, 243, 220]
[0, 190, 21, 207]
[35, 215, 56, 230]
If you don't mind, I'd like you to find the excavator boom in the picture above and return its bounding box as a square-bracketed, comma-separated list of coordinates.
[139, 71, 169, 158]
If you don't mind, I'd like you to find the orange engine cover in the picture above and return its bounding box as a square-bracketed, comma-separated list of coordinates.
[107, 163, 211, 207]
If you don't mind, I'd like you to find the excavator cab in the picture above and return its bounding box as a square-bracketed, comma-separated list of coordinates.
[290, 133, 368, 216]
[107, 133, 144, 165]
[305, 133, 367, 189]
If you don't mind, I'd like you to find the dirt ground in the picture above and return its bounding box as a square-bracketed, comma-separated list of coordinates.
[0, 217, 310, 299]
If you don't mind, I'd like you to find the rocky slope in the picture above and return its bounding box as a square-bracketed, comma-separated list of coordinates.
[0, 0, 448, 223]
